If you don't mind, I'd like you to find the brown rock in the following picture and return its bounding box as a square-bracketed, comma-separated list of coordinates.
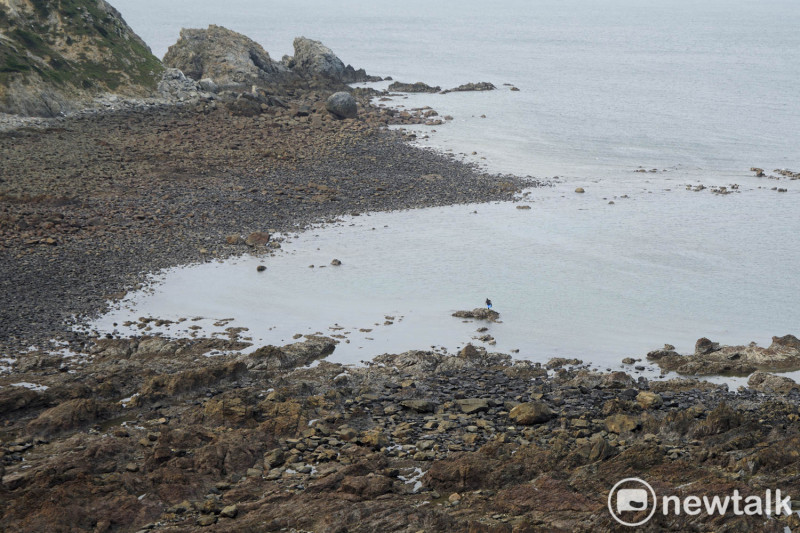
[456, 398, 490, 414]
[695, 337, 720, 355]
[360, 428, 389, 450]
[245, 231, 271, 247]
[604, 414, 639, 433]
[27, 398, 100, 436]
[340, 474, 393, 498]
[508, 402, 555, 425]
[748, 371, 799, 394]
[636, 391, 663, 409]
[220, 504, 238, 518]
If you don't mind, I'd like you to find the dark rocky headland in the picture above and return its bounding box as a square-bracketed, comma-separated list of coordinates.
[3, 2, 800, 532]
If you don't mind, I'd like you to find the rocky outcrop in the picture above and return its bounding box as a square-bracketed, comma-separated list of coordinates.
[162, 25, 291, 89]
[163, 28, 378, 92]
[0, 0, 163, 116]
[441, 81, 496, 93]
[3, 330, 800, 532]
[452, 308, 500, 321]
[290, 37, 379, 83]
[325, 91, 357, 119]
[243, 336, 336, 371]
[387, 81, 441, 93]
[748, 371, 799, 394]
[647, 335, 800, 375]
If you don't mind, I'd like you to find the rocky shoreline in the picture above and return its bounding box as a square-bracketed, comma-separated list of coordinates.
[3, 331, 800, 532]
[0, 92, 528, 353]
[3, 8, 800, 532]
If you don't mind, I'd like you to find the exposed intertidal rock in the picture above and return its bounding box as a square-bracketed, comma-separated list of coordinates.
[387, 81, 442, 93]
[452, 308, 501, 321]
[748, 371, 799, 394]
[243, 335, 337, 371]
[3, 334, 800, 531]
[441, 81, 497, 93]
[647, 334, 800, 375]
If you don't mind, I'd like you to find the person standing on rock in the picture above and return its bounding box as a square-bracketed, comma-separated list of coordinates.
[486, 298, 493, 310]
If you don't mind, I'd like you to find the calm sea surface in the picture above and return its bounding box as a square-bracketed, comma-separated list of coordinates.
[98, 0, 800, 377]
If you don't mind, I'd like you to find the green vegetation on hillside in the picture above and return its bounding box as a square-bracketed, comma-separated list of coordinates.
[0, 0, 163, 94]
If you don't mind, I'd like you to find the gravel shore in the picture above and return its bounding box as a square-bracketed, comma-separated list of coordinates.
[0, 94, 528, 352]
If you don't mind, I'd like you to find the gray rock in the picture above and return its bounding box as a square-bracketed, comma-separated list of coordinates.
[442, 82, 496, 93]
[292, 37, 347, 80]
[157, 68, 207, 101]
[387, 81, 441, 93]
[244, 336, 336, 371]
[290, 37, 379, 83]
[326, 92, 357, 119]
[163, 25, 291, 87]
[198, 78, 219, 93]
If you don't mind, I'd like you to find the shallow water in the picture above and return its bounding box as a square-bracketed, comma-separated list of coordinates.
[91, 180, 799, 374]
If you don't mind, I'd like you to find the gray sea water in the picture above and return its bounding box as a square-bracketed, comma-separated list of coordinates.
[97, 0, 800, 378]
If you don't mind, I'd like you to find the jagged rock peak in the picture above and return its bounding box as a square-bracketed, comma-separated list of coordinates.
[162, 25, 291, 88]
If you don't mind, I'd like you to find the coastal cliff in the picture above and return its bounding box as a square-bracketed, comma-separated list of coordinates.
[0, 0, 163, 116]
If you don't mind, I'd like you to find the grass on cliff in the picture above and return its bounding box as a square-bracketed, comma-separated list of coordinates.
[0, 0, 164, 91]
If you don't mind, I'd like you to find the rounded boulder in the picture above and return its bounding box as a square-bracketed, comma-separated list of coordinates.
[326, 92, 357, 119]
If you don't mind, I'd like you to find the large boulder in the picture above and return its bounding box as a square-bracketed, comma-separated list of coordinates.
[163, 25, 291, 88]
[508, 402, 555, 425]
[326, 91, 357, 119]
[0, 0, 163, 116]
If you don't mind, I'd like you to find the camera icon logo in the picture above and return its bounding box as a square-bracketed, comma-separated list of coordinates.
[608, 477, 657, 526]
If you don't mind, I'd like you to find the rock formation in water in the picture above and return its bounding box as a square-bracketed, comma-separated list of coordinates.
[388, 81, 442, 93]
[0, 0, 163, 116]
[289, 36, 380, 83]
[441, 81, 496, 93]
